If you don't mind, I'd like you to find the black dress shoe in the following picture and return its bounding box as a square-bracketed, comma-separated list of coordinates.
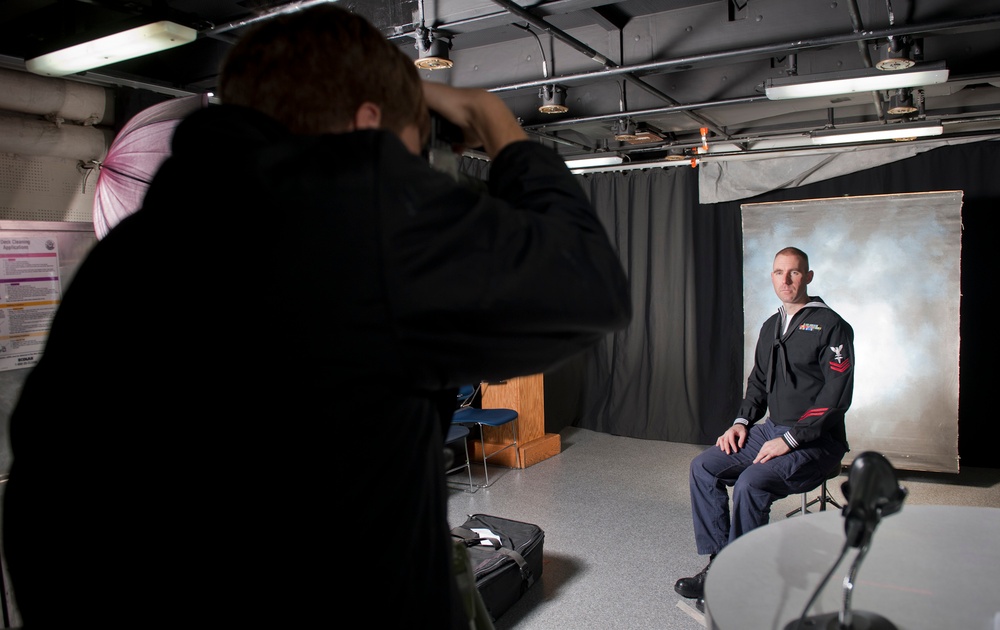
[695, 598, 705, 613]
[673, 556, 714, 599]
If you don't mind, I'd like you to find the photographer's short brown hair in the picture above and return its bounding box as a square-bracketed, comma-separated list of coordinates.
[219, 5, 426, 137]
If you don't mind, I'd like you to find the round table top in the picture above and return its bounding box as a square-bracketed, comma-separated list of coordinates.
[704, 505, 1000, 630]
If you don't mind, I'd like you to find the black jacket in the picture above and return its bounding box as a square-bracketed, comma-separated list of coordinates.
[737, 297, 854, 449]
[4, 105, 630, 626]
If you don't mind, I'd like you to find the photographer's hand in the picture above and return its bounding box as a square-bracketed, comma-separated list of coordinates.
[422, 82, 527, 158]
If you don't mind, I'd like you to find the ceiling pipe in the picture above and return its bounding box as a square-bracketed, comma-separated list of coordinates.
[0, 112, 110, 160]
[200, 0, 336, 39]
[0, 67, 111, 125]
[845, 0, 886, 121]
[524, 95, 769, 132]
[486, 0, 731, 142]
[943, 114, 1000, 126]
[513, 23, 549, 80]
[526, 129, 594, 150]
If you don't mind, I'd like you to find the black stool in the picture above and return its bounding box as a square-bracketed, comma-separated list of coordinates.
[786, 462, 843, 517]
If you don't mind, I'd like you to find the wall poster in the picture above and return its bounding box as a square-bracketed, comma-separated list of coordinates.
[741, 191, 962, 473]
[0, 234, 62, 371]
[0, 222, 96, 373]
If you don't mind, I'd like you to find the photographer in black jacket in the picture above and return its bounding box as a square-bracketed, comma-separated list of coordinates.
[3, 5, 630, 627]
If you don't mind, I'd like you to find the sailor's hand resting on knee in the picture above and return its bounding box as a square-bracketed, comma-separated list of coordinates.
[716, 424, 747, 454]
[753, 437, 790, 463]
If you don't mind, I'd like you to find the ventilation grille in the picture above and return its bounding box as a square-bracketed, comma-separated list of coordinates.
[0, 154, 94, 223]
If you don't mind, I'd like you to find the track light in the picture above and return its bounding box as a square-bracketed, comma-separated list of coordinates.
[623, 126, 665, 145]
[765, 62, 948, 100]
[810, 120, 943, 145]
[887, 89, 918, 115]
[25, 20, 196, 77]
[876, 37, 917, 71]
[664, 147, 688, 161]
[538, 85, 568, 114]
[414, 30, 453, 70]
[613, 118, 639, 141]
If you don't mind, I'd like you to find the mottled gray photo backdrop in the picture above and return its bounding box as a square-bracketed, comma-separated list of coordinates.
[742, 191, 962, 473]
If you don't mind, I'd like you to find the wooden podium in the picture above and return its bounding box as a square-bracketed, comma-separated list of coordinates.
[471, 374, 561, 469]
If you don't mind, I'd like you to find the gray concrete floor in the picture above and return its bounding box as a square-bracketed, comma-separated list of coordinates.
[447, 427, 1000, 630]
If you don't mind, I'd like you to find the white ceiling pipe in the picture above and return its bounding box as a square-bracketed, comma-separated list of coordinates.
[0, 113, 111, 161]
[0, 67, 112, 125]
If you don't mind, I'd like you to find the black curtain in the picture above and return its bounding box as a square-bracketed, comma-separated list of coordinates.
[571, 167, 742, 444]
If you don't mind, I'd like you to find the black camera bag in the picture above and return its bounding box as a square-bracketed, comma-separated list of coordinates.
[451, 513, 544, 622]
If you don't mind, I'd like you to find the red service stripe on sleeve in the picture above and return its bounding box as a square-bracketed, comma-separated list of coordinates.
[798, 408, 828, 421]
[830, 360, 851, 373]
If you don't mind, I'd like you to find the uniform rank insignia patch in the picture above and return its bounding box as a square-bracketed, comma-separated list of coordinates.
[829, 344, 851, 372]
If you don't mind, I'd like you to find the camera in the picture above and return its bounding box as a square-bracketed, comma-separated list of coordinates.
[428, 111, 464, 149]
[425, 112, 485, 192]
[424, 111, 463, 178]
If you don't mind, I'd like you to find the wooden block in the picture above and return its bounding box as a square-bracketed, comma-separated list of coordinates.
[469, 433, 561, 469]
[519, 433, 561, 468]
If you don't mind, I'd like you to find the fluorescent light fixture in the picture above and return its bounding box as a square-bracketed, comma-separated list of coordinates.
[810, 120, 943, 145]
[565, 155, 624, 169]
[26, 20, 197, 77]
[765, 62, 948, 100]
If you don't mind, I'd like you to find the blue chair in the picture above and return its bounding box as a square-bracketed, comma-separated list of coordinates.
[456, 383, 476, 404]
[445, 424, 476, 493]
[453, 383, 520, 488]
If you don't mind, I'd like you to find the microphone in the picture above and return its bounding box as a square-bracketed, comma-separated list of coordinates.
[787, 452, 908, 630]
[841, 451, 908, 548]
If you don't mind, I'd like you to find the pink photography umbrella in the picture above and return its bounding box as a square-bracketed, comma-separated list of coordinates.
[92, 94, 207, 239]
